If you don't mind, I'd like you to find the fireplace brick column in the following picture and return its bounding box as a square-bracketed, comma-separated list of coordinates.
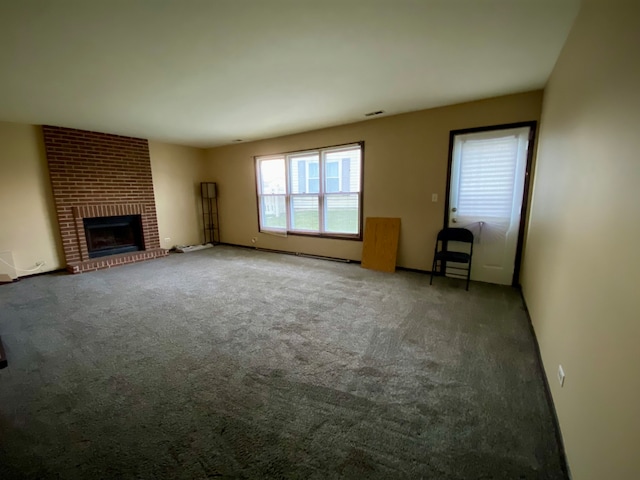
[43, 126, 168, 273]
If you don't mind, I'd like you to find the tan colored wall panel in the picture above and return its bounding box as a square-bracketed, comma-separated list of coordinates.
[522, 3, 640, 478]
[204, 91, 543, 269]
[149, 141, 208, 249]
[0, 122, 63, 275]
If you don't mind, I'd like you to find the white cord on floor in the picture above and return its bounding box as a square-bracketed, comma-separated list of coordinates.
[0, 257, 43, 273]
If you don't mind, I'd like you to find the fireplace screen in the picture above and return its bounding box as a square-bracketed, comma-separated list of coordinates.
[83, 215, 144, 258]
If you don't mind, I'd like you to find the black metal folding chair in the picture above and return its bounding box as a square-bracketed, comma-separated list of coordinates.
[429, 228, 474, 290]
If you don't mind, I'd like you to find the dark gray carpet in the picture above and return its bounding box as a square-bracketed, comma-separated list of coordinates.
[0, 246, 564, 479]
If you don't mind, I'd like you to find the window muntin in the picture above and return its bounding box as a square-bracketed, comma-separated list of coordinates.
[256, 143, 362, 238]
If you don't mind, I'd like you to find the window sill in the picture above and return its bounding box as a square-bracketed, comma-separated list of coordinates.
[259, 229, 362, 242]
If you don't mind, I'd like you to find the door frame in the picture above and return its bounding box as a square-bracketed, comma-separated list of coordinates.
[443, 121, 538, 287]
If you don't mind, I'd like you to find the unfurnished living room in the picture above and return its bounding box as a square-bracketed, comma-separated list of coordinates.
[0, 1, 638, 479]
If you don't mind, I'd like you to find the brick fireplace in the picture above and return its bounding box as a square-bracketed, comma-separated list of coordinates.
[43, 126, 168, 273]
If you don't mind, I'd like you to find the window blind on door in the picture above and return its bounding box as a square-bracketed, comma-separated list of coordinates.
[457, 135, 519, 218]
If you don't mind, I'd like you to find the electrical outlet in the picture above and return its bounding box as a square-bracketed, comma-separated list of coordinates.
[251, 237, 257, 244]
[557, 365, 565, 387]
[164, 237, 171, 243]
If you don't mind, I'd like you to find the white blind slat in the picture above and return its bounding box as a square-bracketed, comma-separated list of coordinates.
[457, 137, 519, 218]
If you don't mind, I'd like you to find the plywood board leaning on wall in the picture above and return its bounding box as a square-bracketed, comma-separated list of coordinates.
[361, 217, 401, 273]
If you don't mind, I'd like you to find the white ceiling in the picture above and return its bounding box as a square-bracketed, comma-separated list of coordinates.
[0, 0, 580, 148]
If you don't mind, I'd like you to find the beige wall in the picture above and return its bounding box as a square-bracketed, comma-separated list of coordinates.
[0, 122, 63, 275]
[0, 123, 208, 276]
[149, 141, 207, 249]
[205, 91, 543, 269]
[522, 2, 640, 479]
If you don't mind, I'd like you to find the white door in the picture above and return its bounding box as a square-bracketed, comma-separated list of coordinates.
[448, 126, 531, 285]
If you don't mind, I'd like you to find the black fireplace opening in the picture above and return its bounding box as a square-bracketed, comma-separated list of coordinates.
[83, 215, 144, 258]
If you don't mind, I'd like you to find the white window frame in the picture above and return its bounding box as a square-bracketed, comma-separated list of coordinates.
[324, 159, 341, 193]
[306, 160, 319, 194]
[255, 143, 363, 239]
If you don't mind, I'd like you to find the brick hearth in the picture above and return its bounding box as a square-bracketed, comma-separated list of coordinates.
[43, 126, 167, 273]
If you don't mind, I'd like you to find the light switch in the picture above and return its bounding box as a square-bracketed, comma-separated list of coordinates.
[432, 193, 438, 202]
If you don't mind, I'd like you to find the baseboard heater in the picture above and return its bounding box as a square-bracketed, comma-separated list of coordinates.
[296, 252, 351, 263]
[250, 246, 351, 263]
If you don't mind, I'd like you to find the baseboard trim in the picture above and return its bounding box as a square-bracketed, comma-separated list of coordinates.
[218, 242, 255, 251]
[519, 289, 571, 479]
[219, 242, 359, 264]
[218, 243, 440, 273]
[20, 268, 66, 280]
[0, 275, 17, 285]
[396, 266, 432, 275]
[0, 267, 67, 285]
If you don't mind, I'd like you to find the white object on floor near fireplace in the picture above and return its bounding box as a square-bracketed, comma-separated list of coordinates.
[174, 244, 214, 253]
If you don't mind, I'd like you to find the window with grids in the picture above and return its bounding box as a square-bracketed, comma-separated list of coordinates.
[256, 143, 362, 238]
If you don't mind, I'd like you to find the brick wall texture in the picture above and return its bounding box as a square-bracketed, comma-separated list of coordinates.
[43, 126, 167, 273]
